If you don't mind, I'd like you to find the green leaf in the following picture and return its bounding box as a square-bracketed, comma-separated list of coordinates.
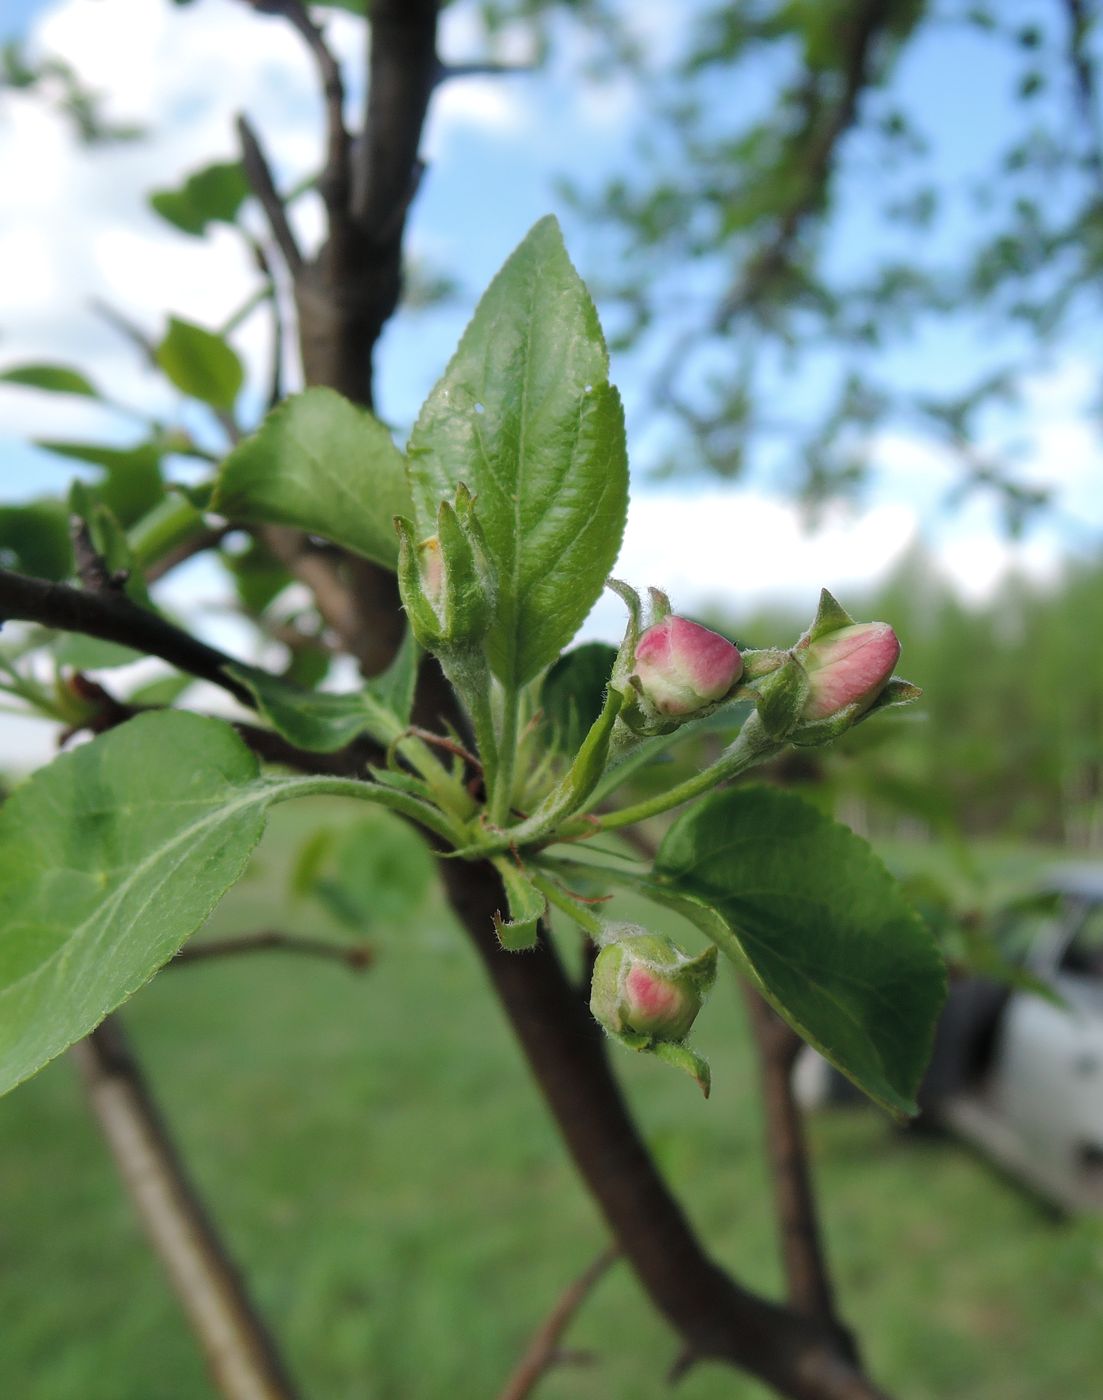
[0, 363, 99, 398]
[223, 539, 293, 615]
[127, 672, 193, 706]
[542, 642, 618, 753]
[0, 500, 72, 580]
[227, 629, 419, 753]
[651, 1040, 711, 1098]
[407, 216, 628, 686]
[150, 160, 250, 237]
[652, 787, 945, 1117]
[213, 388, 412, 569]
[804, 587, 855, 642]
[0, 713, 274, 1096]
[155, 317, 244, 410]
[491, 857, 546, 950]
[67, 483, 152, 609]
[128, 492, 206, 570]
[53, 635, 142, 670]
[37, 440, 164, 526]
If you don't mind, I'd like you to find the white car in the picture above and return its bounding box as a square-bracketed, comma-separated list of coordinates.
[797, 865, 1103, 1211]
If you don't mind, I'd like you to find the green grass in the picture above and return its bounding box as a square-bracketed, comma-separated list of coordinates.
[2, 802, 1102, 1398]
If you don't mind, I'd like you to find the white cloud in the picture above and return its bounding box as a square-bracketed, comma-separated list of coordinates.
[579, 488, 920, 639]
[428, 79, 531, 151]
[577, 474, 1072, 643]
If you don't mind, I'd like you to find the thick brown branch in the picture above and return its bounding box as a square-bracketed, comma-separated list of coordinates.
[0, 567, 254, 705]
[442, 864, 890, 1400]
[173, 930, 373, 970]
[288, 0, 439, 406]
[357, 0, 438, 236]
[74, 1018, 300, 1400]
[743, 984, 855, 1357]
[497, 1245, 620, 1400]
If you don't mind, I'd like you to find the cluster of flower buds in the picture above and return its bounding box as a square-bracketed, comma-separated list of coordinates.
[589, 923, 718, 1094]
[394, 483, 496, 654]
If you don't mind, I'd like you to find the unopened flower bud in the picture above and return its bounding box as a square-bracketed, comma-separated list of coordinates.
[419, 536, 444, 607]
[590, 926, 717, 1043]
[633, 616, 742, 717]
[395, 485, 495, 653]
[801, 621, 900, 722]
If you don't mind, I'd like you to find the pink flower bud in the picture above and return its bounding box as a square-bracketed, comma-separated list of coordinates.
[633, 616, 742, 717]
[590, 928, 717, 1043]
[801, 621, 900, 721]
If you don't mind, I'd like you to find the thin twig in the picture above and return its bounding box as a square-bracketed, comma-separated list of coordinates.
[742, 983, 857, 1360]
[404, 724, 482, 773]
[496, 1246, 620, 1400]
[257, 0, 349, 213]
[1064, 0, 1103, 195]
[145, 525, 233, 584]
[173, 930, 373, 970]
[73, 1017, 300, 1400]
[90, 296, 159, 367]
[245, 238, 286, 410]
[714, 0, 891, 330]
[237, 114, 304, 274]
[434, 59, 534, 84]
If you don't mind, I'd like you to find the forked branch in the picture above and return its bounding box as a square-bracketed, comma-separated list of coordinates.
[497, 1245, 620, 1400]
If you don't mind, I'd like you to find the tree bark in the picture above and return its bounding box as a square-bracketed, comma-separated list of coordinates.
[74, 1019, 299, 1400]
[744, 985, 857, 1359]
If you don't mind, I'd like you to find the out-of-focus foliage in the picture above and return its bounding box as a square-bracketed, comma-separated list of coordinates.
[479, 0, 1103, 526]
[0, 37, 144, 143]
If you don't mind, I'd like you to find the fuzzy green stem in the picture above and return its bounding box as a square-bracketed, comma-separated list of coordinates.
[437, 652, 497, 797]
[529, 870, 607, 938]
[465, 683, 498, 787]
[266, 773, 462, 846]
[489, 689, 519, 827]
[220, 283, 273, 337]
[593, 712, 780, 832]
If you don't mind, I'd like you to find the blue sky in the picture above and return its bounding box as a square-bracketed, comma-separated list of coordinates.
[0, 0, 1099, 696]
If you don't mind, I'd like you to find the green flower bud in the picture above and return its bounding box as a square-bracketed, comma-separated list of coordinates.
[395, 484, 496, 653]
